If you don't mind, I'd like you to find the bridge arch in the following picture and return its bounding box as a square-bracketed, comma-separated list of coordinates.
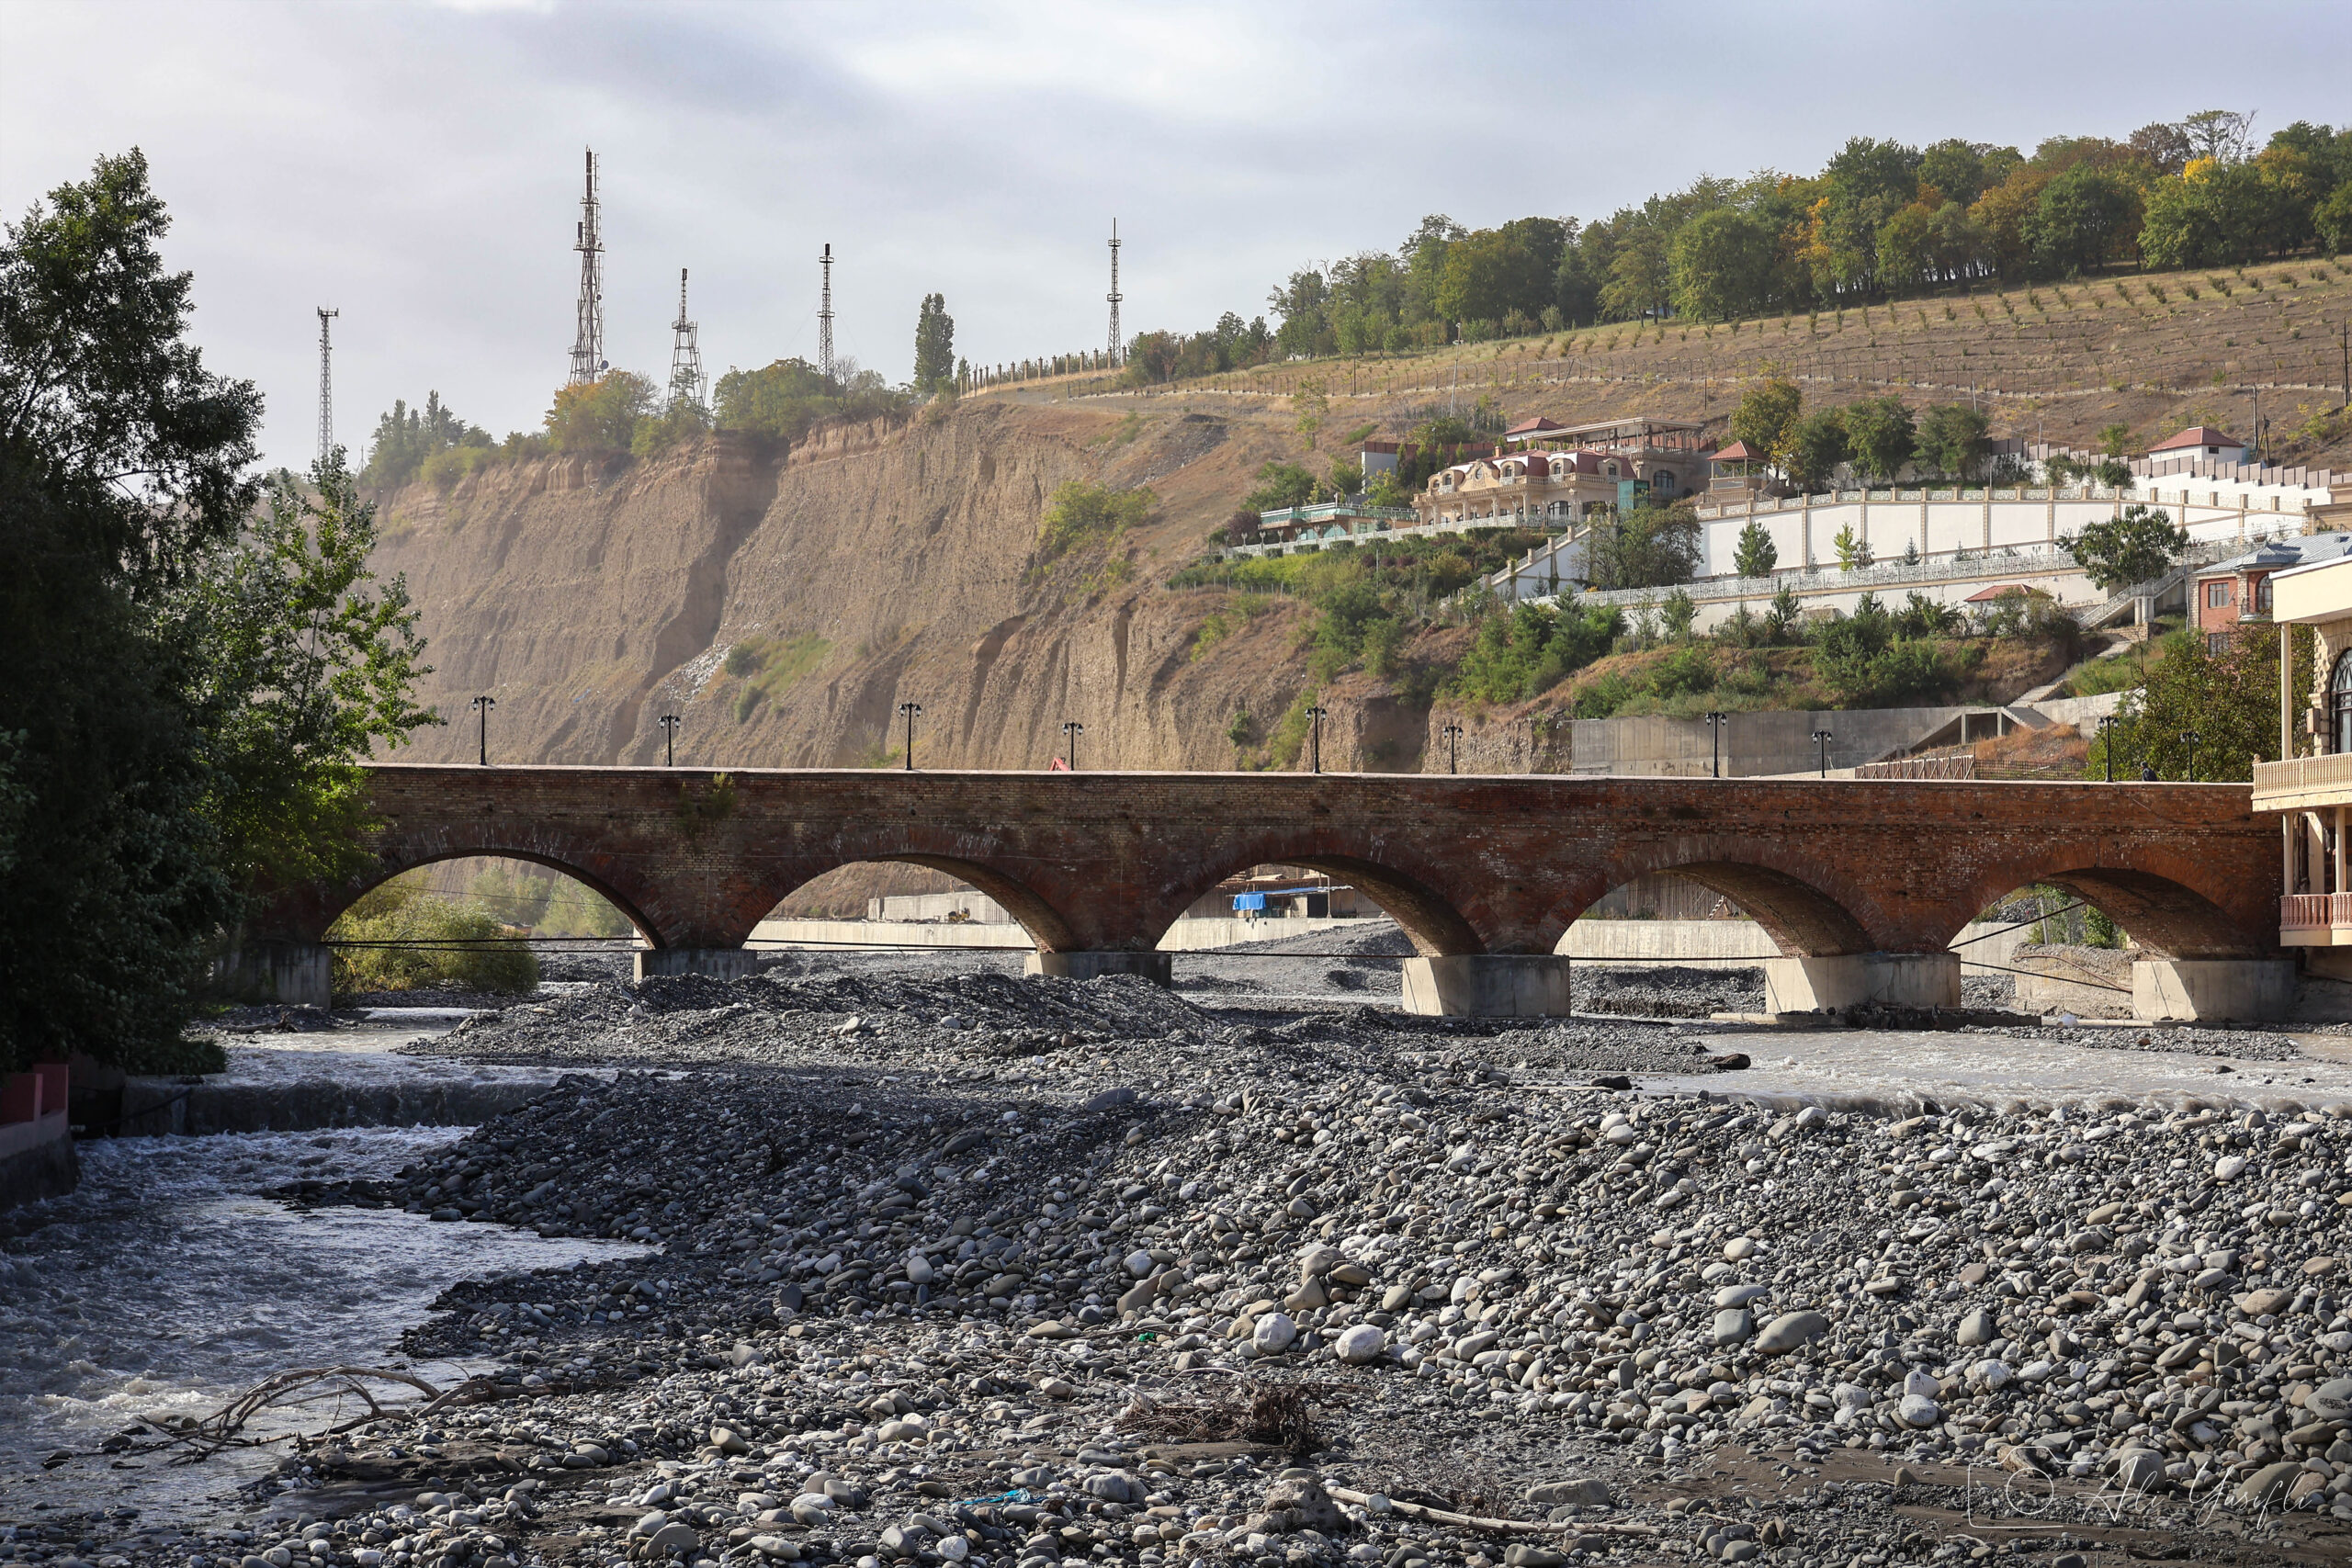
[1543, 847, 1879, 959]
[1944, 863, 2266, 961]
[307, 845, 662, 946]
[757, 853, 1081, 954]
[1144, 842, 1483, 956]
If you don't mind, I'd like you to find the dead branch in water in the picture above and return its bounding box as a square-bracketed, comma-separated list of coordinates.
[126, 1366, 444, 1464]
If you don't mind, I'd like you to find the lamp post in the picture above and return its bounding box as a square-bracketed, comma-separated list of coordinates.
[2097, 715, 2117, 782]
[2179, 728, 2200, 781]
[1703, 711, 1729, 778]
[1811, 728, 1833, 777]
[470, 694, 495, 766]
[898, 702, 922, 771]
[1442, 721, 1463, 774]
[658, 714, 680, 766]
[1305, 705, 1328, 774]
[1060, 720, 1083, 771]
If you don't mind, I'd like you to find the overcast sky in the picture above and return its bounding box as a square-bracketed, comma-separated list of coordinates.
[5, 0, 2348, 474]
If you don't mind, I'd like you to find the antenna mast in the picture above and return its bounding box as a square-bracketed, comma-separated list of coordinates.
[669, 267, 706, 411]
[568, 148, 605, 385]
[1105, 219, 1123, 367]
[818, 243, 835, 382]
[315, 307, 338, 466]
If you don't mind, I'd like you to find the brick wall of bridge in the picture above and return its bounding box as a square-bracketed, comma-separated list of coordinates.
[261, 766, 2282, 963]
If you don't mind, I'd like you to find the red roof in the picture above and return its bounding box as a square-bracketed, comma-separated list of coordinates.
[1711, 440, 1760, 461]
[2148, 425, 2244, 454]
[1504, 416, 1567, 437]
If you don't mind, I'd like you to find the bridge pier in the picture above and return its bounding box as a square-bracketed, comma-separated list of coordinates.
[1023, 952, 1174, 986]
[1761, 953, 1959, 1013]
[1400, 955, 1574, 1018]
[636, 948, 762, 984]
[2132, 959, 2293, 1021]
[216, 941, 333, 1010]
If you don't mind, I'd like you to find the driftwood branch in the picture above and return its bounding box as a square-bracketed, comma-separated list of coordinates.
[127, 1366, 444, 1464]
[1325, 1486, 1658, 1540]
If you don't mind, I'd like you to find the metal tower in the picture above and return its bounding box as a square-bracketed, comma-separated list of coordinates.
[568, 149, 605, 385]
[668, 267, 706, 410]
[818, 243, 835, 382]
[1105, 219, 1123, 366]
[314, 306, 338, 465]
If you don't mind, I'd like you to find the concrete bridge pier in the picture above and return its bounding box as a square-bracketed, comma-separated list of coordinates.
[1401, 954, 1574, 1018]
[218, 941, 333, 1010]
[1023, 952, 1175, 986]
[636, 948, 763, 984]
[2132, 959, 2294, 1021]
[1761, 953, 1960, 1013]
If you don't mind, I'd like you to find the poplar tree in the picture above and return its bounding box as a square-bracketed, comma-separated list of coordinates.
[912, 294, 956, 395]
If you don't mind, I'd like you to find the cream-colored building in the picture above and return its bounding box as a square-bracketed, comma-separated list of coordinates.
[2250, 550, 2352, 967]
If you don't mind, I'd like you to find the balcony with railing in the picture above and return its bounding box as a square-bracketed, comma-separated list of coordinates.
[2252, 753, 2352, 812]
[2279, 892, 2352, 945]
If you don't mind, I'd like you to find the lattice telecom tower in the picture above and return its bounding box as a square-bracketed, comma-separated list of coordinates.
[315, 306, 338, 465]
[568, 149, 605, 385]
[669, 268, 706, 410]
[817, 243, 835, 381]
[1105, 219, 1123, 367]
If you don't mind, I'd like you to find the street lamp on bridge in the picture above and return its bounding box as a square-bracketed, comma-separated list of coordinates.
[898, 702, 923, 771]
[2179, 728, 2201, 780]
[2098, 714, 2118, 783]
[1442, 721, 1463, 774]
[1703, 711, 1729, 778]
[1060, 720, 1083, 772]
[659, 714, 681, 767]
[1305, 705, 1328, 773]
[1811, 728, 1833, 777]
[470, 694, 495, 766]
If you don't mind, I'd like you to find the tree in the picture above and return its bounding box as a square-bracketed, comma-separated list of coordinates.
[1914, 403, 1991, 479]
[2139, 158, 2288, 268]
[1586, 505, 1702, 590]
[1840, 397, 1916, 482]
[546, 370, 656, 453]
[1733, 517, 1778, 578]
[1781, 410, 1850, 494]
[2094, 622, 2304, 782]
[1832, 523, 1874, 572]
[2023, 164, 2139, 276]
[1668, 209, 1778, 321]
[1242, 461, 1317, 513]
[1730, 374, 1802, 467]
[912, 292, 955, 395]
[2064, 502, 2187, 592]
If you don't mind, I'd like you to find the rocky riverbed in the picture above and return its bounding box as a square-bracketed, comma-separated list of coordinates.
[24, 965, 2352, 1568]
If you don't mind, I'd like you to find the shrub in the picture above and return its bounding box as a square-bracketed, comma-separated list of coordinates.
[1037, 480, 1155, 561]
[329, 879, 538, 996]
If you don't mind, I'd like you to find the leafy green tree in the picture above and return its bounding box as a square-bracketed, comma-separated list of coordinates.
[546, 370, 656, 453]
[1730, 374, 1802, 467]
[713, 356, 908, 443]
[912, 292, 956, 395]
[2092, 622, 2304, 782]
[1435, 225, 1557, 326]
[1918, 138, 1999, 207]
[1453, 602, 1622, 704]
[1243, 461, 1318, 512]
[1915, 404, 1991, 479]
[2313, 180, 2352, 252]
[1668, 209, 1778, 321]
[1733, 517, 1778, 578]
[2064, 502, 2188, 592]
[1832, 523, 1874, 572]
[2139, 158, 2288, 268]
[1766, 585, 1803, 642]
[1781, 410, 1850, 494]
[360, 390, 491, 489]
[1036, 479, 1154, 559]
[0, 149, 260, 1068]
[1586, 505, 1702, 590]
[1661, 587, 1697, 641]
[2023, 164, 2140, 276]
[1840, 396, 1916, 482]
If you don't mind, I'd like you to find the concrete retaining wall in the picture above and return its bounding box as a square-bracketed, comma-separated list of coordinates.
[1562, 918, 2027, 973]
[749, 916, 1387, 953]
[0, 1112, 75, 1209]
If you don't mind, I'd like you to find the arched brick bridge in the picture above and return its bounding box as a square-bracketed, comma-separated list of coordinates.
[243, 764, 2287, 1019]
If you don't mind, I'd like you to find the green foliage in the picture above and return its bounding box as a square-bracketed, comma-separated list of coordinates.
[2064, 502, 2188, 592]
[177, 456, 439, 891]
[1832, 523, 1874, 571]
[1733, 517, 1778, 578]
[722, 633, 831, 720]
[2023, 164, 2142, 276]
[913, 293, 956, 395]
[1668, 208, 1780, 321]
[1244, 461, 1319, 513]
[546, 370, 657, 453]
[2090, 622, 2303, 781]
[329, 879, 537, 996]
[361, 390, 492, 489]
[1914, 403, 1992, 479]
[1661, 587, 1697, 641]
[1453, 601, 1623, 705]
[1813, 598, 1953, 705]
[713, 356, 909, 444]
[1037, 480, 1155, 561]
[1584, 504, 1702, 591]
[0, 149, 260, 1071]
[1226, 707, 1255, 749]
[1782, 410, 1851, 494]
[1730, 375, 1802, 467]
[1840, 396, 1916, 481]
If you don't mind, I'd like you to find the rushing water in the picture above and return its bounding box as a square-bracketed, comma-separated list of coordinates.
[0, 1125, 643, 1529]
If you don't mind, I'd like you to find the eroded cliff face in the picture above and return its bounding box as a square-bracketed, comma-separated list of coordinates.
[369, 400, 1361, 777]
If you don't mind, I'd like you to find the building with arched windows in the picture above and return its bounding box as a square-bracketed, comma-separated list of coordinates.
[1410, 416, 1711, 530]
